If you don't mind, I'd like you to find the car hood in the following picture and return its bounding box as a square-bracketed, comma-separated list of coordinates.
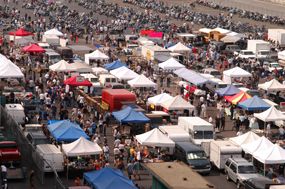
[238, 173, 260, 181]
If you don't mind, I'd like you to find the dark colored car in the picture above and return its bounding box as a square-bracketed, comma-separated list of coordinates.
[244, 177, 283, 189]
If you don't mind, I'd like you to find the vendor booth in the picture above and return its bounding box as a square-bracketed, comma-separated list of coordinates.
[64, 76, 93, 87]
[224, 91, 251, 105]
[69, 62, 92, 73]
[216, 85, 240, 96]
[49, 60, 71, 72]
[0, 54, 24, 78]
[8, 28, 34, 41]
[222, 67, 252, 84]
[254, 106, 285, 123]
[241, 136, 273, 155]
[104, 60, 126, 71]
[160, 95, 194, 111]
[167, 42, 191, 54]
[258, 79, 285, 92]
[84, 168, 137, 189]
[110, 66, 138, 81]
[174, 68, 209, 86]
[112, 106, 150, 124]
[230, 131, 260, 146]
[92, 67, 108, 76]
[84, 50, 109, 65]
[127, 74, 157, 88]
[158, 57, 185, 71]
[147, 93, 173, 108]
[238, 96, 271, 111]
[22, 44, 46, 53]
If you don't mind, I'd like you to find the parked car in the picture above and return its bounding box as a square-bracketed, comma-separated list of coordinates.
[26, 132, 49, 147]
[203, 68, 222, 79]
[244, 177, 283, 189]
[225, 158, 260, 188]
[222, 45, 241, 56]
[263, 62, 283, 72]
[237, 50, 256, 59]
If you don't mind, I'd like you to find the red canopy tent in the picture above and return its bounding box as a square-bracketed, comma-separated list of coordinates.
[148, 31, 163, 38]
[8, 28, 34, 36]
[22, 44, 45, 53]
[140, 29, 155, 36]
[64, 76, 92, 87]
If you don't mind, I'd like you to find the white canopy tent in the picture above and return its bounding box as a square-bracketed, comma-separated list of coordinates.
[127, 74, 157, 88]
[167, 42, 191, 53]
[229, 131, 260, 146]
[223, 67, 252, 84]
[254, 106, 285, 122]
[135, 128, 175, 147]
[158, 58, 185, 71]
[110, 66, 138, 80]
[44, 28, 64, 36]
[147, 93, 173, 106]
[253, 144, 285, 164]
[62, 137, 102, 157]
[49, 60, 71, 72]
[160, 95, 194, 111]
[258, 79, 285, 92]
[241, 136, 273, 155]
[85, 50, 109, 64]
[69, 62, 92, 72]
[278, 50, 285, 60]
[0, 54, 24, 78]
[92, 67, 108, 75]
[220, 35, 241, 43]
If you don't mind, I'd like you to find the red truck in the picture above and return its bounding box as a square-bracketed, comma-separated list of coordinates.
[0, 141, 21, 163]
[102, 89, 136, 112]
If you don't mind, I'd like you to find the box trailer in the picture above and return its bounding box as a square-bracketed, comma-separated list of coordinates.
[178, 117, 214, 145]
[141, 45, 170, 61]
[5, 104, 25, 124]
[101, 89, 136, 112]
[159, 125, 190, 142]
[210, 140, 242, 170]
[247, 40, 270, 57]
[35, 144, 64, 172]
[268, 29, 285, 47]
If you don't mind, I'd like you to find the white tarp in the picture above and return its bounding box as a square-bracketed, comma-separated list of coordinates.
[92, 67, 108, 75]
[135, 128, 175, 147]
[62, 137, 102, 157]
[110, 66, 138, 80]
[0, 54, 24, 78]
[158, 58, 185, 71]
[160, 95, 194, 111]
[254, 106, 285, 122]
[69, 62, 92, 72]
[278, 50, 285, 60]
[147, 93, 173, 106]
[168, 42, 191, 52]
[254, 144, 285, 164]
[85, 50, 109, 64]
[258, 79, 285, 92]
[49, 60, 71, 72]
[128, 74, 157, 88]
[229, 131, 260, 146]
[241, 136, 273, 155]
[223, 67, 252, 84]
[44, 28, 64, 36]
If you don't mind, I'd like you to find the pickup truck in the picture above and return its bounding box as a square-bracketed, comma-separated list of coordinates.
[0, 141, 21, 164]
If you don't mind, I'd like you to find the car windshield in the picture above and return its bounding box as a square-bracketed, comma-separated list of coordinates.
[270, 63, 279, 68]
[211, 71, 221, 76]
[193, 131, 203, 139]
[238, 165, 256, 174]
[187, 151, 207, 160]
[204, 131, 214, 139]
[243, 51, 254, 55]
[260, 51, 269, 55]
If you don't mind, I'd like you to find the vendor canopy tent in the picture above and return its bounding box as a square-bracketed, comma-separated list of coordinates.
[112, 106, 150, 124]
[253, 144, 285, 164]
[223, 67, 252, 84]
[49, 60, 71, 72]
[278, 50, 285, 60]
[220, 35, 241, 43]
[92, 67, 108, 75]
[230, 131, 260, 146]
[258, 79, 285, 92]
[64, 76, 92, 87]
[174, 68, 209, 86]
[69, 62, 92, 72]
[160, 95, 194, 111]
[224, 91, 251, 105]
[254, 106, 285, 122]
[62, 137, 102, 156]
[22, 44, 45, 53]
[135, 128, 175, 147]
[84, 168, 137, 189]
[241, 136, 273, 155]
[44, 28, 63, 36]
[127, 74, 157, 88]
[110, 66, 138, 80]
[158, 58, 185, 71]
[85, 50, 109, 64]
[238, 96, 271, 111]
[104, 60, 126, 71]
[0, 54, 24, 78]
[167, 42, 191, 52]
[147, 93, 173, 106]
[47, 120, 89, 142]
[8, 28, 33, 36]
[216, 85, 240, 96]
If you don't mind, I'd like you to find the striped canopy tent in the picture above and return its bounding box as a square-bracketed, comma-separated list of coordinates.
[224, 91, 252, 105]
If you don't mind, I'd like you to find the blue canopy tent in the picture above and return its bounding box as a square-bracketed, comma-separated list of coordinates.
[104, 60, 126, 71]
[216, 85, 240, 96]
[84, 168, 137, 189]
[47, 120, 89, 142]
[238, 96, 271, 111]
[112, 107, 150, 124]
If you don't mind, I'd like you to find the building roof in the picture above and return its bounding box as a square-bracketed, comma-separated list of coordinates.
[144, 162, 216, 189]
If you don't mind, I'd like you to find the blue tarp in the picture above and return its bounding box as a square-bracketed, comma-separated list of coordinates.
[112, 107, 150, 124]
[104, 60, 126, 70]
[238, 96, 271, 111]
[174, 68, 209, 86]
[47, 120, 89, 142]
[216, 85, 240, 96]
[84, 168, 137, 189]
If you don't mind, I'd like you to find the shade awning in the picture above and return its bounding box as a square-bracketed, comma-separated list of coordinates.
[112, 107, 150, 124]
[9, 28, 34, 36]
[238, 96, 271, 111]
[127, 74, 157, 88]
[22, 44, 45, 53]
[224, 91, 251, 105]
[254, 106, 285, 122]
[64, 76, 93, 86]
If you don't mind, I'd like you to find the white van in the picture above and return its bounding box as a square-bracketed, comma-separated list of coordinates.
[45, 49, 61, 64]
[80, 73, 102, 96]
[5, 104, 25, 124]
[35, 144, 64, 172]
[99, 74, 118, 87]
[178, 117, 214, 145]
